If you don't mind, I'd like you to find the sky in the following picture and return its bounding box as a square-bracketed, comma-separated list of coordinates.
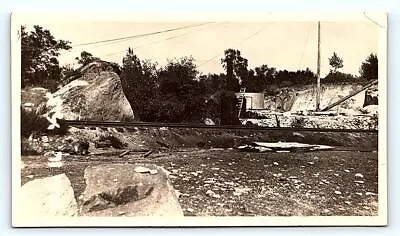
[23, 20, 378, 77]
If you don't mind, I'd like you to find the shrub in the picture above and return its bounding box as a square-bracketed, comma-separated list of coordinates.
[21, 107, 49, 137]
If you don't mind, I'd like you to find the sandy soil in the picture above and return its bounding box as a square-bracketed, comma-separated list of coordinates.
[21, 148, 378, 217]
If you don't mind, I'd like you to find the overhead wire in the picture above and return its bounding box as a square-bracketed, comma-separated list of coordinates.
[70, 22, 215, 47]
[297, 23, 313, 69]
[197, 25, 269, 68]
[100, 22, 220, 59]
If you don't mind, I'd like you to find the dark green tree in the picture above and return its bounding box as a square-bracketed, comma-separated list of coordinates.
[328, 52, 344, 73]
[158, 56, 207, 122]
[21, 25, 71, 91]
[75, 51, 100, 66]
[221, 49, 248, 92]
[360, 53, 378, 80]
[120, 47, 159, 121]
[244, 65, 277, 92]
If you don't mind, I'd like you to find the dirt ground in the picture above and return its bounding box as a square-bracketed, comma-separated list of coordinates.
[21, 147, 378, 217]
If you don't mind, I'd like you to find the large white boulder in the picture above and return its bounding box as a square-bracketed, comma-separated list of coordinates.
[16, 174, 78, 217]
[44, 61, 134, 121]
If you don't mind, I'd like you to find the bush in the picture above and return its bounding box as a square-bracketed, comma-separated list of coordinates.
[21, 107, 48, 137]
[322, 72, 363, 84]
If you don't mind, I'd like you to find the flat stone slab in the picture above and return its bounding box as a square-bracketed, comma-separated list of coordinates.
[80, 163, 183, 217]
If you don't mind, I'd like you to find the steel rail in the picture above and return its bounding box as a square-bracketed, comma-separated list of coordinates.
[63, 120, 378, 133]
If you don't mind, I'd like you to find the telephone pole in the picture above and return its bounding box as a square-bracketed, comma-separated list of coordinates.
[316, 21, 321, 111]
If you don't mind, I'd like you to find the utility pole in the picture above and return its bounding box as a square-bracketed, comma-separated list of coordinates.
[316, 21, 321, 111]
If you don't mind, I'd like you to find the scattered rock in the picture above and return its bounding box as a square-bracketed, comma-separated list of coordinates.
[41, 136, 49, 143]
[206, 190, 220, 198]
[80, 163, 183, 217]
[212, 193, 221, 199]
[355, 173, 364, 178]
[354, 180, 364, 184]
[204, 118, 216, 126]
[43, 151, 54, 157]
[233, 187, 251, 196]
[186, 208, 194, 213]
[334, 190, 342, 195]
[17, 174, 78, 217]
[134, 166, 151, 173]
[361, 105, 378, 115]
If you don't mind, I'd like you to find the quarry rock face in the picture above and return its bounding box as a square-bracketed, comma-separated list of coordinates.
[80, 163, 184, 217]
[17, 174, 78, 217]
[44, 61, 134, 121]
[264, 84, 368, 114]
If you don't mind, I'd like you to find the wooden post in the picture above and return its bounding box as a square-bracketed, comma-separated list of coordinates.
[316, 21, 321, 111]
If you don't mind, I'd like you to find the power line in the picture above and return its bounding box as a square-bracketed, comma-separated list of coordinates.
[70, 22, 214, 47]
[298, 23, 313, 69]
[101, 22, 220, 59]
[197, 25, 268, 68]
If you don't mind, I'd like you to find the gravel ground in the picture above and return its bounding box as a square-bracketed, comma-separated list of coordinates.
[21, 148, 378, 217]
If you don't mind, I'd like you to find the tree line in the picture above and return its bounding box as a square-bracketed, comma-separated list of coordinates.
[21, 25, 379, 123]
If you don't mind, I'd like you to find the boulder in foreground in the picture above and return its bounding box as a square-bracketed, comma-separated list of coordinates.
[80, 163, 183, 217]
[16, 174, 78, 217]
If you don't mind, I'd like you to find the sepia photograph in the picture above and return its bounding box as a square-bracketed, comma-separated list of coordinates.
[11, 12, 387, 227]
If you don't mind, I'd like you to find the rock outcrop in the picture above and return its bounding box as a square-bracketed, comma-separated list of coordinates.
[45, 61, 134, 121]
[264, 83, 378, 115]
[16, 174, 78, 217]
[80, 163, 183, 217]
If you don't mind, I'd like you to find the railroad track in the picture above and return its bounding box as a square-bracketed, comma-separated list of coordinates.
[64, 120, 378, 133]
